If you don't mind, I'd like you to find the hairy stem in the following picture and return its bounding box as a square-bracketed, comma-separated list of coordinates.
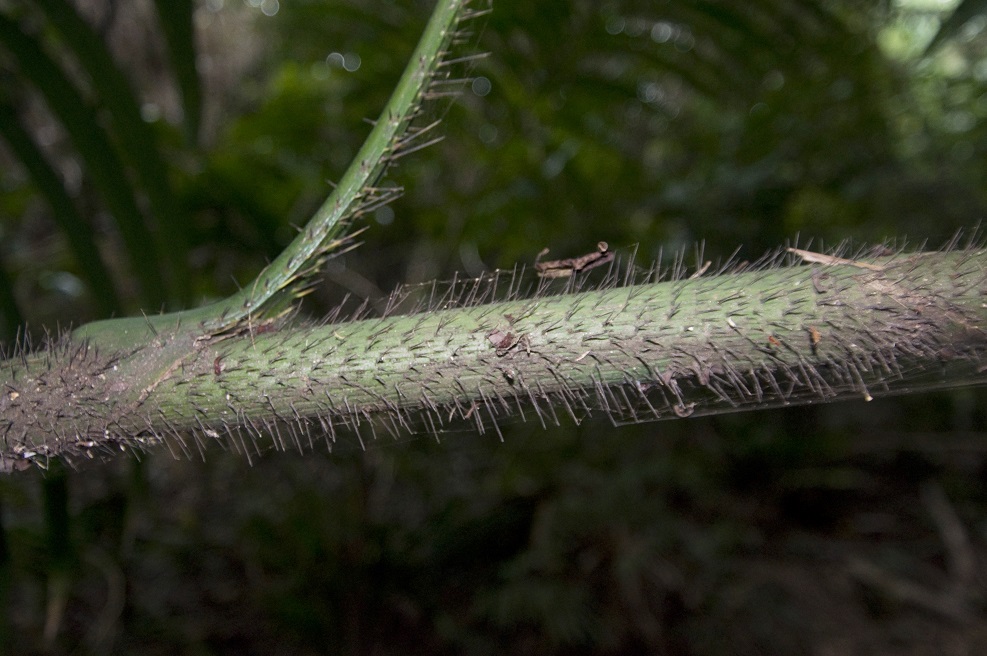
[3, 248, 986, 471]
[71, 0, 484, 350]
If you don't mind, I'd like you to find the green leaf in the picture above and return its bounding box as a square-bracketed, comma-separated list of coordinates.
[151, 0, 202, 145]
[923, 0, 987, 56]
[0, 101, 121, 316]
[0, 11, 169, 308]
[34, 0, 192, 302]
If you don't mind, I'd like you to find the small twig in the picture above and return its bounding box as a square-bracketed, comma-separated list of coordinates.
[689, 260, 712, 279]
[535, 241, 614, 278]
[787, 247, 885, 271]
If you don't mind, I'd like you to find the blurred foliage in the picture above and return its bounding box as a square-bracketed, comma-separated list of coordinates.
[3, 0, 987, 653]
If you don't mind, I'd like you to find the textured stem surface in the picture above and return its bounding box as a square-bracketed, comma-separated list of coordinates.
[3, 249, 986, 471]
[71, 0, 484, 349]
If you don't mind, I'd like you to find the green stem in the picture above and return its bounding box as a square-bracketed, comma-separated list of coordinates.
[72, 0, 480, 350]
[3, 249, 986, 469]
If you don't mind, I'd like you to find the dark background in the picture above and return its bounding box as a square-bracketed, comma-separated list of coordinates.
[2, 0, 987, 653]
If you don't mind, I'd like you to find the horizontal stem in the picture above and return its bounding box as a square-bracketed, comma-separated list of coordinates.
[2, 249, 986, 470]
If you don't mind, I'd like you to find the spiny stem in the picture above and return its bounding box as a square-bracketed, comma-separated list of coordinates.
[4, 248, 987, 471]
[71, 0, 485, 351]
